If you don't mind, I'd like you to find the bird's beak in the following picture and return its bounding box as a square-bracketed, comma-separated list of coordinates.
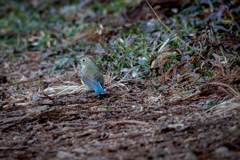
[76, 60, 80, 63]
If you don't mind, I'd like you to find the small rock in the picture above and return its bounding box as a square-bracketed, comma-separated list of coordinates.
[61, 127, 77, 132]
[13, 151, 26, 155]
[132, 70, 139, 77]
[134, 107, 143, 113]
[88, 121, 99, 125]
[148, 148, 166, 159]
[27, 125, 33, 131]
[107, 144, 118, 152]
[215, 146, 230, 157]
[72, 148, 87, 154]
[8, 111, 26, 117]
[55, 127, 78, 136]
[93, 142, 106, 148]
[27, 140, 35, 144]
[181, 54, 190, 61]
[83, 145, 90, 148]
[60, 134, 74, 140]
[32, 94, 41, 101]
[87, 157, 102, 160]
[57, 151, 74, 159]
[121, 68, 131, 74]
[37, 70, 44, 77]
[184, 152, 197, 160]
[13, 136, 25, 141]
[0, 117, 21, 124]
[27, 105, 48, 113]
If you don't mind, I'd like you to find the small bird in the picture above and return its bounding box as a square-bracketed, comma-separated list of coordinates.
[78, 56, 105, 95]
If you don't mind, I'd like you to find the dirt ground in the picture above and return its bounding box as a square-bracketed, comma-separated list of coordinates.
[1, 55, 240, 159]
[1, 0, 240, 160]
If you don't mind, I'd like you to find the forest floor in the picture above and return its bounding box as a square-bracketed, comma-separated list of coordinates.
[0, 0, 240, 159]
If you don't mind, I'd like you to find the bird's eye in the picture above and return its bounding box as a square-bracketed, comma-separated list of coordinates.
[82, 59, 86, 62]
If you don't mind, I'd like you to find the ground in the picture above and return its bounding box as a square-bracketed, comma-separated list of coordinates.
[0, 0, 240, 159]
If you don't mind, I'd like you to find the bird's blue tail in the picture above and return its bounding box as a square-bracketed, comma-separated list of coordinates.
[95, 82, 105, 95]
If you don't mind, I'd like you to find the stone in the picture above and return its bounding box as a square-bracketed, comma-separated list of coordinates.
[184, 152, 197, 160]
[32, 94, 41, 101]
[56, 151, 74, 159]
[27, 125, 33, 131]
[27, 105, 48, 113]
[61, 127, 77, 132]
[215, 146, 230, 157]
[72, 148, 87, 154]
[8, 111, 26, 117]
[148, 148, 166, 159]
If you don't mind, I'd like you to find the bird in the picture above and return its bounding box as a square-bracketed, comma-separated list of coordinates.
[78, 56, 105, 95]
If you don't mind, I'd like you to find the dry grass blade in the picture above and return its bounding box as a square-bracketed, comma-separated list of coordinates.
[204, 82, 240, 117]
[209, 82, 240, 98]
[158, 37, 170, 53]
[43, 80, 86, 97]
[44, 85, 86, 97]
[205, 97, 240, 118]
[145, 0, 206, 60]
[106, 68, 133, 92]
[86, 120, 150, 130]
[42, 70, 132, 97]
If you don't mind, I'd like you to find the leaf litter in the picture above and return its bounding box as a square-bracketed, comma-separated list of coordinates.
[0, 0, 240, 159]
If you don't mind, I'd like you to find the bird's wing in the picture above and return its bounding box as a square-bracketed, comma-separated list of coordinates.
[80, 73, 105, 94]
[80, 74, 99, 90]
[93, 73, 104, 88]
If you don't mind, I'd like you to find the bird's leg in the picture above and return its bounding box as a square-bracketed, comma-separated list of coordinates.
[86, 90, 89, 98]
[97, 94, 100, 99]
[97, 93, 104, 99]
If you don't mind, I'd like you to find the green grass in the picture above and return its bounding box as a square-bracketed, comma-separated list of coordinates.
[0, 0, 239, 82]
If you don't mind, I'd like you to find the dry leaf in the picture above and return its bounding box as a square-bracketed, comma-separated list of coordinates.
[151, 52, 175, 68]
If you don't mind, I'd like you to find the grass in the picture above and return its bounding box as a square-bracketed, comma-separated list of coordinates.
[0, 0, 239, 86]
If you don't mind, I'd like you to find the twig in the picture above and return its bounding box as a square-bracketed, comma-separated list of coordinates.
[86, 120, 149, 129]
